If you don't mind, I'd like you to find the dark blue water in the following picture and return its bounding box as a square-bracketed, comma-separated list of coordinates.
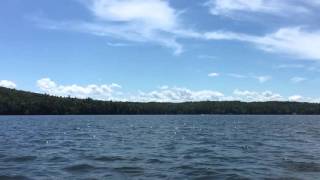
[0, 115, 320, 180]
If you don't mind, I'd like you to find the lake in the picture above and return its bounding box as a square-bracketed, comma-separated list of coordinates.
[0, 115, 319, 179]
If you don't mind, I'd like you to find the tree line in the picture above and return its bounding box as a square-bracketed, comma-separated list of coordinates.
[0, 87, 320, 115]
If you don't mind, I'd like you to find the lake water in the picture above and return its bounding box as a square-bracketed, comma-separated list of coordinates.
[0, 115, 319, 180]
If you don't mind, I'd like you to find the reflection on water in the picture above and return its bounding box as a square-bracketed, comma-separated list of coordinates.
[0, 115, 320, 179]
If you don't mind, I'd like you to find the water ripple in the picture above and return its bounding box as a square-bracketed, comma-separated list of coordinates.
[281, 160, 320, 172]
[63, 164, 99, 173]
[93, 156, 125, 162]
[0, 115, 320, 179]
[0, 175, 31, 180]
[4, 156, 36, 162]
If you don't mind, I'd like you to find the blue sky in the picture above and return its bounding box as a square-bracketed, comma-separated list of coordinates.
[1, 0, 320, 102]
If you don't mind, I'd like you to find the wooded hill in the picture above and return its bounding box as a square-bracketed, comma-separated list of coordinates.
[0, 87, 320, 115]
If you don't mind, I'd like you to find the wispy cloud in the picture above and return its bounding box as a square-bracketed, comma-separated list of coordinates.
[203, 27, 320, 61]
[201, 1, 320, 60]
[205, 0, 313, 17]
[290, 77, 307, 83]
[253, 27, 320, 60]
[32, 1, 320, 60]
[88, 0, 184, 55]
[227, 73, 247, 78]
[227, 73, 271, 83]
[274, 63, 320, 73]
[34, 0, 183, 55]
[106, 42, 131, 47]
[198, 55, 217, 60]
[275, 64, 305, 69]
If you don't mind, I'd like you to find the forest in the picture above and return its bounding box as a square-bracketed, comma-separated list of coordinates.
[0, 87, 320, 115]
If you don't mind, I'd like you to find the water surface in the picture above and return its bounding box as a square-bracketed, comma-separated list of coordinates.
[0, 115, 319, 179]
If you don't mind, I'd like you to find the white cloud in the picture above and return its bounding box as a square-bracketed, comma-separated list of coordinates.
[34, 79, 320, 102]
[37, 78, 121, 100]
[288, 95, 303, 102]
[206, 0, 310, 16]
[129, 87, 290, 102]
[290, 77, 307, 83]
[131, 87, 319, 102]
[91, 0, 177, 30]
[208, 72, 220, 77]
[0, 80, 17, 89]
[233, 89, 283, 102]
[288, 95, 320, 103]
[130, 86, 224, 102]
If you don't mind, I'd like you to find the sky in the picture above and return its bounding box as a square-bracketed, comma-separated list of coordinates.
[1, 0, 320, 102]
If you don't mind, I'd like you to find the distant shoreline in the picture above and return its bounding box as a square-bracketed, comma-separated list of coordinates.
[1, 114, 320, 116]
[1, 87, 320, 115]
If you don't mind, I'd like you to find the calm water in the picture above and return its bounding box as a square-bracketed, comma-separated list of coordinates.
[0, 115, 320, 180]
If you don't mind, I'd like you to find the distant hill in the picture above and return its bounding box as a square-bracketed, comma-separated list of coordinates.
[0, 87, 320, 115]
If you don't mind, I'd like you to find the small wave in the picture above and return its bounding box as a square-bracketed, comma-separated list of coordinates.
[0, 175, 31, 180]
[113, 166, 144, 175]
[177, 165, 219, 177]
[48, 156, 68, 162]
[264, 177, 300, 180]
[185, 170, 219, 177]
[5, 156, 36, 162]
[0, 154, 5, 159]
[146, 158, 165, 164]
[93, 156, 125, 162]
[188, 147, 212, 154]
[174, 165, 193, 171]
[190, 175, 224, 180]
[129, 157, 143, 161]
[174, 165, 194, 171]
[63, 164, 97, 173]
[281, 160, 320, 172]
[220, 173, 249, 180]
